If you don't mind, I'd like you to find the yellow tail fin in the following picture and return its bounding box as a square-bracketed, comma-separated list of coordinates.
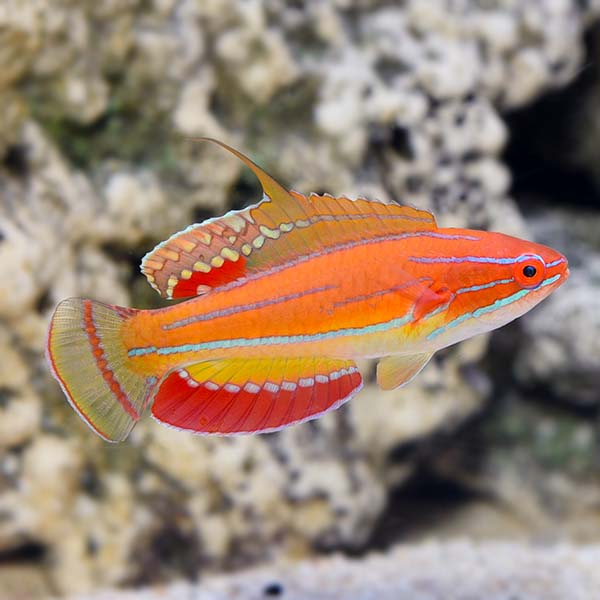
[46, 298, 156, 442]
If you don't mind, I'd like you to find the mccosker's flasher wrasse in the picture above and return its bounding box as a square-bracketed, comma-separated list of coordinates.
[46, 138, 569, 442]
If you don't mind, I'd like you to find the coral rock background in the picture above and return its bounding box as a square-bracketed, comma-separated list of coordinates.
[1, 0, 600, 597]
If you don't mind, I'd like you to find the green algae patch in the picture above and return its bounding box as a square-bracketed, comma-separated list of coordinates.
[24, 77, 177, 172]
[484, 399, 597, 477]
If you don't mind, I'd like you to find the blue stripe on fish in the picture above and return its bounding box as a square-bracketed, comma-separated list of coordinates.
[455, 278, 515, 295]
[546, 258, 566, 268]
[214, 231, 481, 294]
[163, 285, 336, 330]
[427, 273, 561, 340]
[409, 255, 542, 265]
[129, 310, 415, 357]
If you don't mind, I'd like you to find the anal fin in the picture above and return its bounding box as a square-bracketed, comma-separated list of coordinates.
[376, 352, 433, 391]
[151, 357, 363, 434]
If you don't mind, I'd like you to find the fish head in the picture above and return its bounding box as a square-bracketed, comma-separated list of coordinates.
[422, 230, 569, 347]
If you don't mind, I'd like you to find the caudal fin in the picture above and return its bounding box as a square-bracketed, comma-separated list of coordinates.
[46, 298, 156, 442]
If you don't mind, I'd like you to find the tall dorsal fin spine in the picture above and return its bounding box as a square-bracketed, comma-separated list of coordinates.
[187, 137, 315, 270]
[189, 137, 293, 206]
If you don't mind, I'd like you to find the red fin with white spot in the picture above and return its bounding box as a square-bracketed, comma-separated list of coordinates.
[150, 357, 363, 434]
[141, 138, 437, 299]
[46, 298, 157, 442]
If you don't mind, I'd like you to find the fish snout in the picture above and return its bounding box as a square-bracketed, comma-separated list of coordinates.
[546, 251, 569, 284]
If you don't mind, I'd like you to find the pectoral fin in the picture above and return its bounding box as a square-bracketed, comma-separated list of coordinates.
[376, 352, 433, 391]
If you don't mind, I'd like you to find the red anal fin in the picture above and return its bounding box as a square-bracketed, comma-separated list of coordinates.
[150, 357, 363, 434]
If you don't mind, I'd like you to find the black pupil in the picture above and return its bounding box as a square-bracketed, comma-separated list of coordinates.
[523, 265, 537, 278]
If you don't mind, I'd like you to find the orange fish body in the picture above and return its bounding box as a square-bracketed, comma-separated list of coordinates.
[47, 139, 568, 442]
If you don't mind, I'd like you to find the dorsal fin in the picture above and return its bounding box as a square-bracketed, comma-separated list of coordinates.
[141, 138, 437, 299]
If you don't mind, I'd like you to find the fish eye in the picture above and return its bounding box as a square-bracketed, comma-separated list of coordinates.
[514, 254, 546, 289]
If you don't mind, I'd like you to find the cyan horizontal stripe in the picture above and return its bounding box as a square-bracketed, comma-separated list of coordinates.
[129, 310, 415, 357]
[427, 273, 561, 340]
[455, 278, 514, 295]
[163, 285, 336, 330]
[410, 254, 542, 265]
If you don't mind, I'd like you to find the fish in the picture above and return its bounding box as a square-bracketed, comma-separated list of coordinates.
[46, 138, 569, 442]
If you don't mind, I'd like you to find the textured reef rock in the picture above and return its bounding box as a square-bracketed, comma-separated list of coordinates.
[0, 0, 600, 596]
[516, 209, 600, 406]
[72, 541, 600, 600]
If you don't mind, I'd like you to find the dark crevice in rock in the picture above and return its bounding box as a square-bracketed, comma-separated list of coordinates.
[0, 543, 46, 564]
[126, 496, 202, 587]
[2, 145, 29, 178]
[366, 470, 486, 552]
[228, 170, 263, 211]
[503, 26, 600, 212]
[34, 289, 52, 313]
[370, 123, 415, 160]
[192, 207, 216, 223]
[0, 387, 17, 409]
